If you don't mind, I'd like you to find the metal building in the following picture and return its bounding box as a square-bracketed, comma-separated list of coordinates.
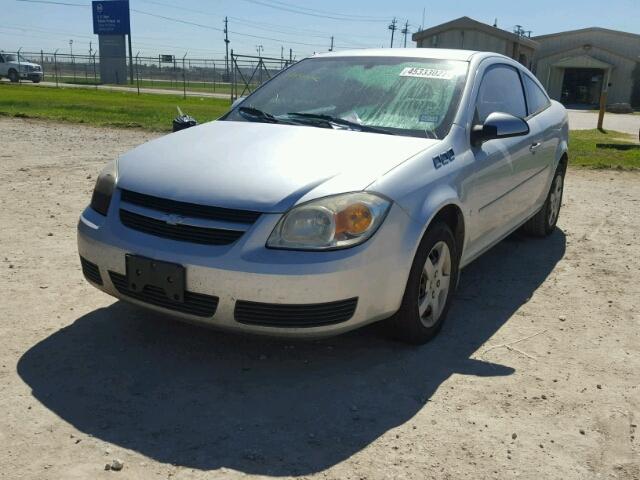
[411, 16, 539, 68]
[533, 28, 640, 108]
[413, 17, 640, 109]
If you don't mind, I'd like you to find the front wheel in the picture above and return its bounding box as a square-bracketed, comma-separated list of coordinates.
[384, 222, 459, 344]
[523, 166, 564, 237]
[8, 69, 19, 83]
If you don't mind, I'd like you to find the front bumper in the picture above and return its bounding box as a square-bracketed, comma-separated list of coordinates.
[77, 196, 421, 338]
[20, 71, 43, 80]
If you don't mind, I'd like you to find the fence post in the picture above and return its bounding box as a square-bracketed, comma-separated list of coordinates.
[40, 50, 44, 81]
[173, 58, 177, 90]
[72, 53, 76, 83]
[17, 48, 22, 84]
[53, 49, 59, 87]
[230, 49, 235, 103]
[135, 52, 140, 95]
[93, 53, 98, 90]
[182, 52, 187, 99]
[213, 62, 216, 92]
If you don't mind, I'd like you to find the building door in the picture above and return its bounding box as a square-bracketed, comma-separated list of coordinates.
[560, 68, 604, 106]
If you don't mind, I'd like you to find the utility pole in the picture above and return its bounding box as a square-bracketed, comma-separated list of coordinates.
[69, 39, 73, 56]
[89, 41, 92, 56]
[224, 16, 230, 81]
[421, 8, 425, 30]
[388, 18, 397, 48]
[256, 44, 264, 56]
[401, 21, 409, 48]
[329, 36, 334, 52]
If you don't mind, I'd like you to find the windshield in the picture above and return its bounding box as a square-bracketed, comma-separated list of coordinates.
[4, 54, 27, 62]
[224, 56, 468, 139]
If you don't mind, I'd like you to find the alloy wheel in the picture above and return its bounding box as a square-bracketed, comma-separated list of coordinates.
[417, 241, 451, 328]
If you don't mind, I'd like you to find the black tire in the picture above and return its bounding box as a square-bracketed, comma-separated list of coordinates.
[32, 78, 41, 84]
[8, 69, 19, 83]
[522, 165, 565, 237]
[384, 222, 460, 345]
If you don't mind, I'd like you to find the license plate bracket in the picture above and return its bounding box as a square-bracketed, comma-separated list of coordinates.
[125, 255, 185, 303]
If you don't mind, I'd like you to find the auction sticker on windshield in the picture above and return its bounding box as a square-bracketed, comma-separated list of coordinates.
[399, 67, 454, 80]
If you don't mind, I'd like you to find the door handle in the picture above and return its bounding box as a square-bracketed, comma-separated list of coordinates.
[529, 142, 542, 153]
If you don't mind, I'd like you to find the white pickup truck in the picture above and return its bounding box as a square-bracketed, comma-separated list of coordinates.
[0, 52, 43, 83]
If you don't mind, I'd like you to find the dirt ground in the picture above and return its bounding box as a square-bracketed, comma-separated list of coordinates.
[1, 118, 638, 480]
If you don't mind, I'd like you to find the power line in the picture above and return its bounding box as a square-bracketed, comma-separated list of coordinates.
[15, 0, 87, 6]
[238, 0, 389, 22]
[255, 0, 389, 20]
[14, 0, 347, 49]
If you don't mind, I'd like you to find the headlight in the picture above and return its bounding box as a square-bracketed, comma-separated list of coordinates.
[90, 160, 117, 216]
[267, 192, 391, 250]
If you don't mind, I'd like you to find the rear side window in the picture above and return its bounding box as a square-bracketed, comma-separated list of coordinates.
[522, 74, 551, 116]
[475, 65, 527, 123]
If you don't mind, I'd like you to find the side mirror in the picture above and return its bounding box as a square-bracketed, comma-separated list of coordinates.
[471, 112, 529, 147]
[231, 96, 247, 110]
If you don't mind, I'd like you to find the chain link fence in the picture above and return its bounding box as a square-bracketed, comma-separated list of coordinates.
[4, 50, 297, 101]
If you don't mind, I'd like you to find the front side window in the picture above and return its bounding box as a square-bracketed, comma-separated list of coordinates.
[474, 64, 527, 123]
[225, 56, 469, 139]
[522, 74, 551, 116]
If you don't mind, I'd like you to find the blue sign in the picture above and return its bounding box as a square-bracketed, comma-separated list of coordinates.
[92, 1, 130, 35]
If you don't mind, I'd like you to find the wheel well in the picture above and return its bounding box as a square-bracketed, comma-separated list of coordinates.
[558, 153, 568, 174]
[430, 204, 465, 257]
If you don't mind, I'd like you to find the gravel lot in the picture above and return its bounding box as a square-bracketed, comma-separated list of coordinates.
[1, 118, 638, 480]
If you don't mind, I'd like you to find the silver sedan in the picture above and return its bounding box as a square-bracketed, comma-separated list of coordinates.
[77, 48, 568, 344]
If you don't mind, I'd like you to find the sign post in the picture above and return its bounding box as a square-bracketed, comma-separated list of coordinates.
[92, 1, 131, 85]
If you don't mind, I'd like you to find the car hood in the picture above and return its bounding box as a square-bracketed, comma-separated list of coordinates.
[14, 61, 39, 68]
[117, 120, 438, 212]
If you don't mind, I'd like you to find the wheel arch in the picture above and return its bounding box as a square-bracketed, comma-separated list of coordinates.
[413, 186, 467, 262]
[426, 203, 465, 261]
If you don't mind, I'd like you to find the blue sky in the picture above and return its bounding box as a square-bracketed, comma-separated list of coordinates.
[2, 0, 639, 59]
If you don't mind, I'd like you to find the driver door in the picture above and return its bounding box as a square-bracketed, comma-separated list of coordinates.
[464, 63, 534, 256]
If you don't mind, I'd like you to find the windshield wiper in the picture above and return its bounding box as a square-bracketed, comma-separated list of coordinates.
[285, 112, 396, 136]
[238, 107, 283, 124]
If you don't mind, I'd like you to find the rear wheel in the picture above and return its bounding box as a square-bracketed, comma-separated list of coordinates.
[523, 166, 564, 237]
[384, 222, 459, 344]
[32, 78, 41, 83]
[8, 69, 19, 83]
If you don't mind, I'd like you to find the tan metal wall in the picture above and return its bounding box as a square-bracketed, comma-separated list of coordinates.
[534, 30, 640, 105]
[417, 29, 536, 65]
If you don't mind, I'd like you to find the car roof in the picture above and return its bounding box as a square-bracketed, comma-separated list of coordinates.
[312, 48, 497, 62]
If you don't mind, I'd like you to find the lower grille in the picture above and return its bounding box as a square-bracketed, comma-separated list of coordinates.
[109, 271, 218, 318]
[234, 298, 358, 328]
[120, 209, 244, 245]
[80, 256, 103, 285]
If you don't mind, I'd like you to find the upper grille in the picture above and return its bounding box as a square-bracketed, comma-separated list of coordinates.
[109, 271, 218, 317]
[234, 298, 358, 328]
[120, 209, 244, 245]
[120, 189, 261, 224]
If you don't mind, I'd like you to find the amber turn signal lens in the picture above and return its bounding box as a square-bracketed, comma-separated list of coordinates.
[335, 203, 373, 236]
